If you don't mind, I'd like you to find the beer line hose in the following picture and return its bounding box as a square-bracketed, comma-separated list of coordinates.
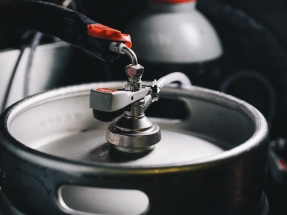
[10, 1, 130, 62]
[6, 0, 134, 103]
[1, 1, 79, 112]
[122, 46, 138, 66]
[157, 72, 191, 88]
[23, 32, 43, 97]
[0, 51, 23, 112]
[24, 0, 77, 98]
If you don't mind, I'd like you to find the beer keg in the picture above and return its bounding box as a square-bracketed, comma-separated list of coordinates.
[0, 81, 269, 215]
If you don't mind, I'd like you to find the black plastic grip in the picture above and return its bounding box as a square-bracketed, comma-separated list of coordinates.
[93, 105, 130, 122]
[10, 1, 119, 62]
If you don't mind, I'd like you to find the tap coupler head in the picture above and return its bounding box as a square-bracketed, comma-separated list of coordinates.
[106, 64, 161, 153]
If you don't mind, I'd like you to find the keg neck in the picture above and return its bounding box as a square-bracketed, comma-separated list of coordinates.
[148, 1, 196, 13]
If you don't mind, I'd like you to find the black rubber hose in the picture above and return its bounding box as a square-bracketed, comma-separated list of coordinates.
[23, 32, 43, 97]
[9, 1, 119, 62]
[0, 51, 24, 113]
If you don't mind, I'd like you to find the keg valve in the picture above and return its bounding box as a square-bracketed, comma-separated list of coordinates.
[90, 45, 191, 153]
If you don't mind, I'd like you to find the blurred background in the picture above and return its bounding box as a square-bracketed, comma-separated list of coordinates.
[0, 0, 287, 214]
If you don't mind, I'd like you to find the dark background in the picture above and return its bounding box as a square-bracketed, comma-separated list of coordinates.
[1, 0, 287, 50]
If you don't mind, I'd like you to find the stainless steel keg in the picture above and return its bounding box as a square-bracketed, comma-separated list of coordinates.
[0, 82, 269, 215]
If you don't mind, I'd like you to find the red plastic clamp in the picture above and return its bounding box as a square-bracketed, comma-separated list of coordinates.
[87, 23, 132, 48]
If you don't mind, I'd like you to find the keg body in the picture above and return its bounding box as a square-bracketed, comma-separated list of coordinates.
[0, 82, 269, 215]
[123, 1, 223, 89]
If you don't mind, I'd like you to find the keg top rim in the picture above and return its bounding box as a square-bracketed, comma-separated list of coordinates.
[0, 82, 268, 175]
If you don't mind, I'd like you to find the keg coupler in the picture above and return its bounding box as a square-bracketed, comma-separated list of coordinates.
[90, 42, 191, 153]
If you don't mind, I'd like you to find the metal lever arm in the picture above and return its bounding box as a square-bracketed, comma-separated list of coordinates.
[90, 88, 150, 113]
[90, 73, 191, 121]
[90, 72, 191, 113]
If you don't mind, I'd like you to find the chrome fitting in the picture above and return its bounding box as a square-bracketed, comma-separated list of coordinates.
[126, 64, 144, 92]
[106, 112, 161, 153]
[109, 42, 125, 54]
[109, 42, 138, 66]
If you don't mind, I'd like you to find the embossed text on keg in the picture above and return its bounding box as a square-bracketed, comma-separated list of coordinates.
[39, 112, 82, 126]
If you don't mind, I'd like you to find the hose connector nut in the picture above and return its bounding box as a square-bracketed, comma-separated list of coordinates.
[126, 64, 144, 76]
[126, 64, 144, 92]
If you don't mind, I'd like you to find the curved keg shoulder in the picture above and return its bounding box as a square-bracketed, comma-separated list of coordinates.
[0, 82, 269, 215]
[125, 1, 223, 64]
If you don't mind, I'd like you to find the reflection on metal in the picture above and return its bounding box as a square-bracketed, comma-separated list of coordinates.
[122, 46, 138, 66]
[0, 41, 76, 113]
